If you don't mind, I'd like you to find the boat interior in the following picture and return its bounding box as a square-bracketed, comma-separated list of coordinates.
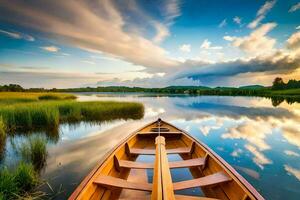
[69, 119, 263, 200]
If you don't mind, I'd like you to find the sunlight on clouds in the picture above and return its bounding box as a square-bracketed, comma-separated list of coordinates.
[282, 127, 300, 149]
[200, 39, 223, 50]
[0, 0, 178, 69]
[245, 144, 272, 169]
[40, 46, 60, 52]
[222, 121, 271, 150]
[224, 23, 277, 56]
[284, 165, 300, 181]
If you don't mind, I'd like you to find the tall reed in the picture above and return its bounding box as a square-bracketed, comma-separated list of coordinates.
[19, 136, 47, 171]
[0, 163, 38, 200]
[0, 101, 144, 133]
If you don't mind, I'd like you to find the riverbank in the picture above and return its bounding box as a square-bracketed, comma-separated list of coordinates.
[0, 92, 144, 199]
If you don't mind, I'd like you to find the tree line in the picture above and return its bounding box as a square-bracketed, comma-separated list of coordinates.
[272, 77, 300, 90]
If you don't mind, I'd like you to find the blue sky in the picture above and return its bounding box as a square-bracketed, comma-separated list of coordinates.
[0, 0, 300, 88]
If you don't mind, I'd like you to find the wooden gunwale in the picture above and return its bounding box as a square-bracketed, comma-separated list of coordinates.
[68, 120, 156, 200]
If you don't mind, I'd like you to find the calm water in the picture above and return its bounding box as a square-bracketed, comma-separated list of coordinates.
[2, 93, 300, 199]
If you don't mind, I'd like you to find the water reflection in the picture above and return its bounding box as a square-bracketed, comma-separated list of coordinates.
[76, 93, 300, 200]
[2, 93, 300, 199]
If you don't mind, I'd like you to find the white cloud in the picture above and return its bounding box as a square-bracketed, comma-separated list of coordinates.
[222, 122, 271, 150]
[284, 165, 300, 181]
[179, 44, 191, 52]
[41, 46, 60, 52]
[289, 2, 300, 12]
[82, 60, 96, 65]
[164, 0, 181, 25]
[286, 31, 300, 50]
[224, 23, 277, 56]
[233, 16, 242, 25]
[245, 144, 272, 169]
[248, 15, 265, 29]
[218, 19, 227, 28]
[257, 0, 276, 16]
[200, 39, 223, 50]
[152, 22, 170, 43]
[231, 148, 243, 157]
[248, 0, 276, 29]
[0, 29, 34, 41]
[284, 150, 300, 157]
[296, 25, 300, 30]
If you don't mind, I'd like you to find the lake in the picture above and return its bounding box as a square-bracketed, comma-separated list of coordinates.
[1, 93, 300, 199]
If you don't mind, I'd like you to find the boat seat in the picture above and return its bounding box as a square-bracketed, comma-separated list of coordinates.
[173, 172, 232, 190]
[175, 195, 220, 200]
[114, 156, 206, 170]
[125, 142, 195, 155]
[93, 172, 229, 193]
[93, 175, 152, 191]
[137, 131, 183, 135]
[150, 127, 170, 132]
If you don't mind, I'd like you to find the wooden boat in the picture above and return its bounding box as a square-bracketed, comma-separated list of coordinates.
[69, 119, 264, 200]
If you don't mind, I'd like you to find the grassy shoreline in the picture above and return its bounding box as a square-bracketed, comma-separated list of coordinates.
[0, 92, 144, 199]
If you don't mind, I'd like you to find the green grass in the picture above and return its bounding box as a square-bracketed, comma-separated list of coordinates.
[0, 163, 38, 200]
[0, 92, 76, 105]
[19, 136, 47, 171]
[0, 101, 144, 133]
[270, 88, 300, 95]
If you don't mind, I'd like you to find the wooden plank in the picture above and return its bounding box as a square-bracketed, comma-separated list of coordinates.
[159, 136, 176, 200]
[93, 175, 152, 191]
[137, 132, 182, 134]
[173, 172, 232, 191]
[115, 157, 205, 170]
[175, 195, 220, 200]
[151, 136, 176, 200]
[169, 158, 205, 168]
[129, 145, 193, 155]
[119, 159, 154, 169]
[151, 136, 163, 200]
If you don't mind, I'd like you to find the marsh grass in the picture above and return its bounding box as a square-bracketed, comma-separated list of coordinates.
[19, 136, 47, 171]
[0, 163, 38, 200]
[0, 101, 144, 133]
[0, 92, 76, 105]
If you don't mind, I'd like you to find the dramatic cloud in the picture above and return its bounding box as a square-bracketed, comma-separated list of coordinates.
[179, 44, 191, 52]
[218, 19, 227, 28]
[289, 2, 300, 13]
[248, 0, 276, 29]
[233, 16, 242, 25]
[41, 46, 60, 52]
[224, 23, 277, 55]
[0, 0, 178, 69]
[200, 39, 223, 50]
[0, 28, 34, 41]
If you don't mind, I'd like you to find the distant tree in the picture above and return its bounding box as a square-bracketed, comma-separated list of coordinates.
[272, 77, 285, 90]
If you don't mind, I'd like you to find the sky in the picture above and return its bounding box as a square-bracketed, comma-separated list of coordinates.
[0, 0, 300, 88]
